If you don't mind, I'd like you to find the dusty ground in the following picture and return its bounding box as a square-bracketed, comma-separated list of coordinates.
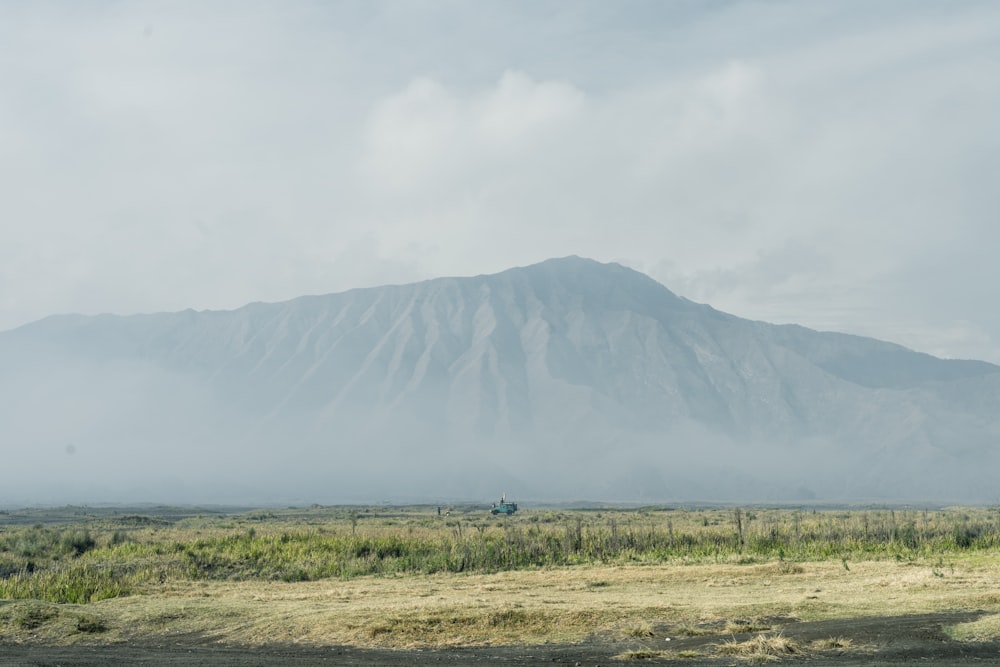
[4, 557, 1000, 665]
[4, 612, 1000, 666]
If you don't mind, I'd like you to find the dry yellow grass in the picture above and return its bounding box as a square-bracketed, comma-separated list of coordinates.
[947, 613, 1000, 641]
[715, 633, 801, 663]
[620, 620, 656, 638]
[3, 555, 1000, 648]
[810, 636, 853, 650]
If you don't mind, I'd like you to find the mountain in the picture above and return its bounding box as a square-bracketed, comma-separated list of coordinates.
[2, 256, 999, 504]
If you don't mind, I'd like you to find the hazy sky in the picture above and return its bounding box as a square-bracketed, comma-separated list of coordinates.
[2, 1, 999, 362]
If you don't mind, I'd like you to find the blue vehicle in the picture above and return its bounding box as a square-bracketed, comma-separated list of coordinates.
[490, 493, 518, 515]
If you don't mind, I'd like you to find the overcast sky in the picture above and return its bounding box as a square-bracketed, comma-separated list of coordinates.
[2, 0, 999, 362]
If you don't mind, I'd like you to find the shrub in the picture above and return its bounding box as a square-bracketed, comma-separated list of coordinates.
[62, 530, 96, 557]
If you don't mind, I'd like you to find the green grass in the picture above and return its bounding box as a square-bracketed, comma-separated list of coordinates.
[2, 505, 1000, 605]
[0, 564, 135, 604]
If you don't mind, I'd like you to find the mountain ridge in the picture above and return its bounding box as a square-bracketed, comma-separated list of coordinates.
[2, 256, 998, 504]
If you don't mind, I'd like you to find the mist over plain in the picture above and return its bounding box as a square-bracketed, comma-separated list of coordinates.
[3, 258, 998, 507]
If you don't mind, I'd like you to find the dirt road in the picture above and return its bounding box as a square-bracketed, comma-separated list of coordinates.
[3, 612, 999, 666]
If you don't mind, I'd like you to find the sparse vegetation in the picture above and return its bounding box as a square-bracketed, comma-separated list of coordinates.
[1, 504, 1000, 649]
[2, 504, 999, 605]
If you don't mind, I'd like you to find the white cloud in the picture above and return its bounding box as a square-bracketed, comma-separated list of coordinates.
[363, 70, 585, 194]
[476, 70, 586, 149]
[1, 1, 999, 362]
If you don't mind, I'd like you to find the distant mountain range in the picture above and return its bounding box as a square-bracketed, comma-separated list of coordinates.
[3, 256, 998, 504]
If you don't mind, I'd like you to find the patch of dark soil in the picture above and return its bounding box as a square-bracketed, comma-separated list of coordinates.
[613, 611, 1000, 665]
[2, 612, 1000, 666]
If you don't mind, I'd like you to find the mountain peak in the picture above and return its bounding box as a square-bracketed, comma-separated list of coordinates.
[501, 255, 645, 279]
[488, 256, 692, 314]
[3, 257, 1000, 504]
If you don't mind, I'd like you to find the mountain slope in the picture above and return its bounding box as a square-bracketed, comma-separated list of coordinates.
[2, 256, 998, 504]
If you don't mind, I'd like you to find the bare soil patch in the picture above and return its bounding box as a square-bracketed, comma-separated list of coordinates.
[3, 612, 1000, 666]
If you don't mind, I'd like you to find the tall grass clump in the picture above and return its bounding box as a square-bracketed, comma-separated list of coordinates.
[3, 505, 1000, 604]
[0, 564, 132, 604]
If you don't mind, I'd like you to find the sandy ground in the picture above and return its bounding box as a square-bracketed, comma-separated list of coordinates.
[3, 612, 1000, 666]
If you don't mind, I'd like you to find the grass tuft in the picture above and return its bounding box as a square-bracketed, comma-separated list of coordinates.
[673, 622, 715, 636]
[621, 621, 655, 638]
[767, 561, 804, 575]
[76, 615, 108, 633]
[716, 633, 801, 663]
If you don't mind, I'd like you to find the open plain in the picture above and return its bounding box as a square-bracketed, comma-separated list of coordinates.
[2, 505, 1000, 665]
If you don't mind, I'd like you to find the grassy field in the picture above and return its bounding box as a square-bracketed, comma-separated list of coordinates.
[1, 504, 1000, 651]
